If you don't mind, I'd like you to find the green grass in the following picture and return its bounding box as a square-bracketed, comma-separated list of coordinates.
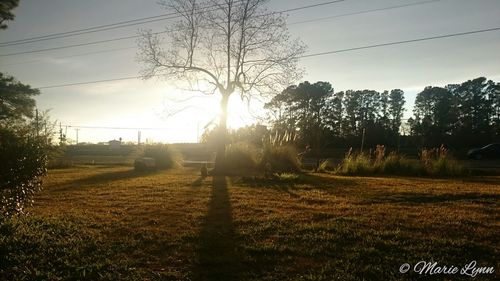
[332, 147, 468, 177]
[1, 166, 499, 280]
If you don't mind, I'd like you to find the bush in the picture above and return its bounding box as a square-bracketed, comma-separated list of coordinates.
[335, 149, 373, 175]
[333, 145, 466, 177]
[318, 158, 337, 172]
[224, 142, 259, 171]
[0, 126, 50, 219]
[216, 140, 303, 174]
[220, 142, 302, 174]
[420, 146, 466, 177]
[376, 153, 423, 176]
[261, 145, 301, 173]
[142, 144, 180, 169]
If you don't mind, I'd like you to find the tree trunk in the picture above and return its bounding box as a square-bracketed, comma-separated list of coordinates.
[214, 94, 230, 173]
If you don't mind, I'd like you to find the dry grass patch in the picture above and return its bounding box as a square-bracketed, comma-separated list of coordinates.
[1, 166, 498, 280]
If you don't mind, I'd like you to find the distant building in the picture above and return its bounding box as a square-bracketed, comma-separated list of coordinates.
[109, 139, 121, 150]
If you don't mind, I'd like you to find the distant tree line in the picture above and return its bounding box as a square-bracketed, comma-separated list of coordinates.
[264, 81, 406, 150]
[408, 77, 500, 148]
[263, 77, 499, 150]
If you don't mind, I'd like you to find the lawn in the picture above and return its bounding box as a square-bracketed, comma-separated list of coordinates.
[1, 166, 499, 280]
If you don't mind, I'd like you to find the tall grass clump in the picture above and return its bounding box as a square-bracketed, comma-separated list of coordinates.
[376, 152, 422, 175]
[142, 144, 181, 169]
[256, 131, 302, 174]
[224, 142, 259, 171]
[261, 145, 301, 173]
[420, 145, 466, 177]
[221, 134, 302, 174]
[333, 145, 466, 177]
[335, 148, 373, 175]
[371, 145, 423, 176]
[318, 158, 337, 172]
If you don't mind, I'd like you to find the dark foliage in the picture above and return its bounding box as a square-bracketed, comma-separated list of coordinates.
[0, 72, 40, 121]
[142, 144, 179, 169]
[0, 126, 48, 218]
[0, 0, 18, 29]
[265, 77, 499, 151]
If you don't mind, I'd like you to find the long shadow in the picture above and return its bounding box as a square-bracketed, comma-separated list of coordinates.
[191, 176, 206, 187]
[236, 173, 359, 197]
[364, 192, 500, 205]
[52, 169, 158, 192]
[192, 176, 242, 281]
[236, 176, 299, 198]
[461, 176, 500, 185]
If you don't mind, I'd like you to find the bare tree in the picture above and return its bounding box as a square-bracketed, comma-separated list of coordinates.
[138, 0, 305, 172]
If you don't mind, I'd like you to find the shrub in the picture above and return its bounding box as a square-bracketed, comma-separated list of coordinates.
[318, 158, 337, 172]
[0, 126, 50, 219]
[333, 145, 466, 177]
[224, 142, 259, 171]
[142, 144, 180, 169]
[420, 146, 466, 177]
[261, 145, 301, 173]
[221, 141, 302, 174]
[376, 153, 423, 176]
[335, 148, 373, 175]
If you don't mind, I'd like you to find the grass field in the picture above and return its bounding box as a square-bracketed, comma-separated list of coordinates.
[1, 166, 499, 280]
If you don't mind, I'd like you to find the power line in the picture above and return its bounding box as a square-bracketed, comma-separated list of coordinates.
[2, 0, 441, 66]
[35, 26, 500, 89]
[298, 26, 500, 59]
[38, 76, 142, 89]
[0, 0, 440, 58]
[0, 1, 347, 57]
[0, 15, 175, 47]
[0, 33, 149, 57]
[1, 46, 137, 67]
[0, 0, 245, 47]
[0, 0, 346, 48]
[289, 0, 441, 26]
[61, 125, 171, 130]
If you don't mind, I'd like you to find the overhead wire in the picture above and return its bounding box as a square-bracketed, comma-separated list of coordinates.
[0, 0, 441, 66]
[0, 0, 249, 46]
[35, 26, 500, 89]
[0, 0, 347, 47]
[288, 0, 440, 26]
[298, 26, 500, 59]
[0, 46, 137, 66]
[60, 124, 171, 130]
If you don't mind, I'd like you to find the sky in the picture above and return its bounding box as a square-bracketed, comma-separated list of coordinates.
[1, 0, 500, 143]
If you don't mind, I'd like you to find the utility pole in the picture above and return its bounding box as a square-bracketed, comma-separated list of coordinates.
[44, 123, 48, 144]
[35, 109, 39, 137]
[138, 131, 141, 146]
[197, 122, 200, 143]
[75, 128, 79, 145]
[360, 128, 366, 153]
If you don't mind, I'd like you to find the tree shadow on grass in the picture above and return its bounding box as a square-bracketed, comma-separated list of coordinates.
[364, 192, 500, 205]
[191, 176, 206, 187]
[461, 176, 500, 186]
[191, 176, 242, 281]
[235, 173, 359, 198]
[237, 177, 300, 198]
[52, 169, 159, 192]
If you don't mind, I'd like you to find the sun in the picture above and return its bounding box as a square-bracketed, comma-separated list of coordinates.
[72, 82, 265, 144]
